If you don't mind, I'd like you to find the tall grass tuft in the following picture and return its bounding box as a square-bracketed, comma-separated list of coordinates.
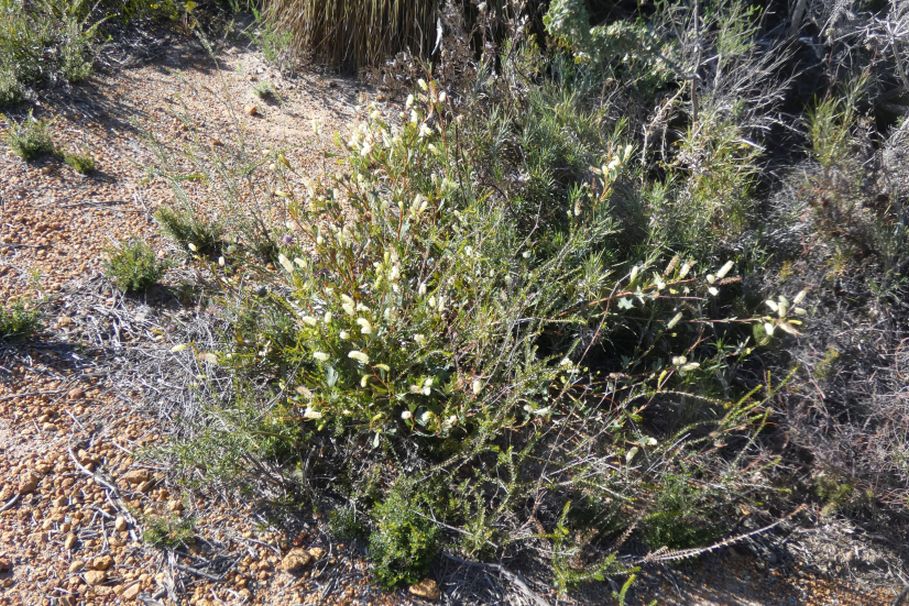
[264, 0, 443, 69]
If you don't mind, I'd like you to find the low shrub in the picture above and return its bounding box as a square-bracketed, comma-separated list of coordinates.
[0, 0, 100, 105]
[368, 481, 441, 587]
[142, 513, 195, 548]
[0, 0, 252, 105]
[154, 206, 224, 257]
[105, 239, 165, 293]
[159, 0, 909, 595]
[0, 301, 41, 341]
[63, 150, 95, 174]
[3, 111, 56, 160]
[168, 66, 795, 590]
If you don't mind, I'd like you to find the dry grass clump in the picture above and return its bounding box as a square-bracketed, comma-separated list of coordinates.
[264, 0, 441, 69]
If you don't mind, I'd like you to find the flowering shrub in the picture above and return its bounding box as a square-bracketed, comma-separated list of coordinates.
[184, 73, 802, 589]
[226, 83, 750, 441]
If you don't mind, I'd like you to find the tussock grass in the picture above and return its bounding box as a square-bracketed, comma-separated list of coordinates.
[264, 0, 442, 69]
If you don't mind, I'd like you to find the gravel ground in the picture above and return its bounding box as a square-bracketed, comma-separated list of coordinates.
[0, 35, 902, 606]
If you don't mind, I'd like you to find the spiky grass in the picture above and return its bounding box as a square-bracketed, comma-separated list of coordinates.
[264, 0, 443, 69]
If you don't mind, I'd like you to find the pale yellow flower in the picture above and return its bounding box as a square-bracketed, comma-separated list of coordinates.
[278, 254, 294, 274]
[348, 350, 369, 364]
[357, 318, 373, 335]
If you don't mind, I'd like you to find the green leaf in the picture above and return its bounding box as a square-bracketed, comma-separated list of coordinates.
[325, 365, 338, 387]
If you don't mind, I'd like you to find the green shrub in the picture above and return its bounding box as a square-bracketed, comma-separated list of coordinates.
[808, 77, 866, 171]
[249, 5, 295, 68]
[154, 206, 224, 257]
[142, 513, 195, 548]
[0, 66, 22, 107]
[328, 505, 366, 542]
[368, 481, 440, 588]
[168, 66, 799, 589]
[3, 111, 56, 160]
[544, 0, 672, 97]
[63, 150, 95, 174]
[0, 0, 250, 104]
[0, 0, 101, 104]
[0, 301, 40, 340]
[253, 80, 278, 103]
[105, 239, 165, 293]
[150, 0, 909, 593]
[104, 0, 253, 25]
[640, 472, 726, 549]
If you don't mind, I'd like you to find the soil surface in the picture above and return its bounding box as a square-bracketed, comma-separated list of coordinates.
[0, 34, 903, 606]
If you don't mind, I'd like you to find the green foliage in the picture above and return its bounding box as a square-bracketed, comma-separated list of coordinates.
[368, 481, 440, 587]
[163, 0, 909, 592]
[612, 574, 640, 606]
[544, 0, 672, 95]
[328, 505, 366, 542]
[808, 77, 867, 170]
[3, 111, 56, 160]
[166, 394, 276, 489]
[253, 80, 279, 103]
[105, 239, 165, 293]
[0, 0, 102, 105]
[640, 472, 724, 549]
[142, 513, 196, 548]
[154, 205, 224, 257]
[653, 112, 761, 257]
[248, 4, 294, 68]
[0, 301, 41, 341]
[173, 64, 787, 589]
[63, 150, 95, 174]
[0, 0, 250, 103]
